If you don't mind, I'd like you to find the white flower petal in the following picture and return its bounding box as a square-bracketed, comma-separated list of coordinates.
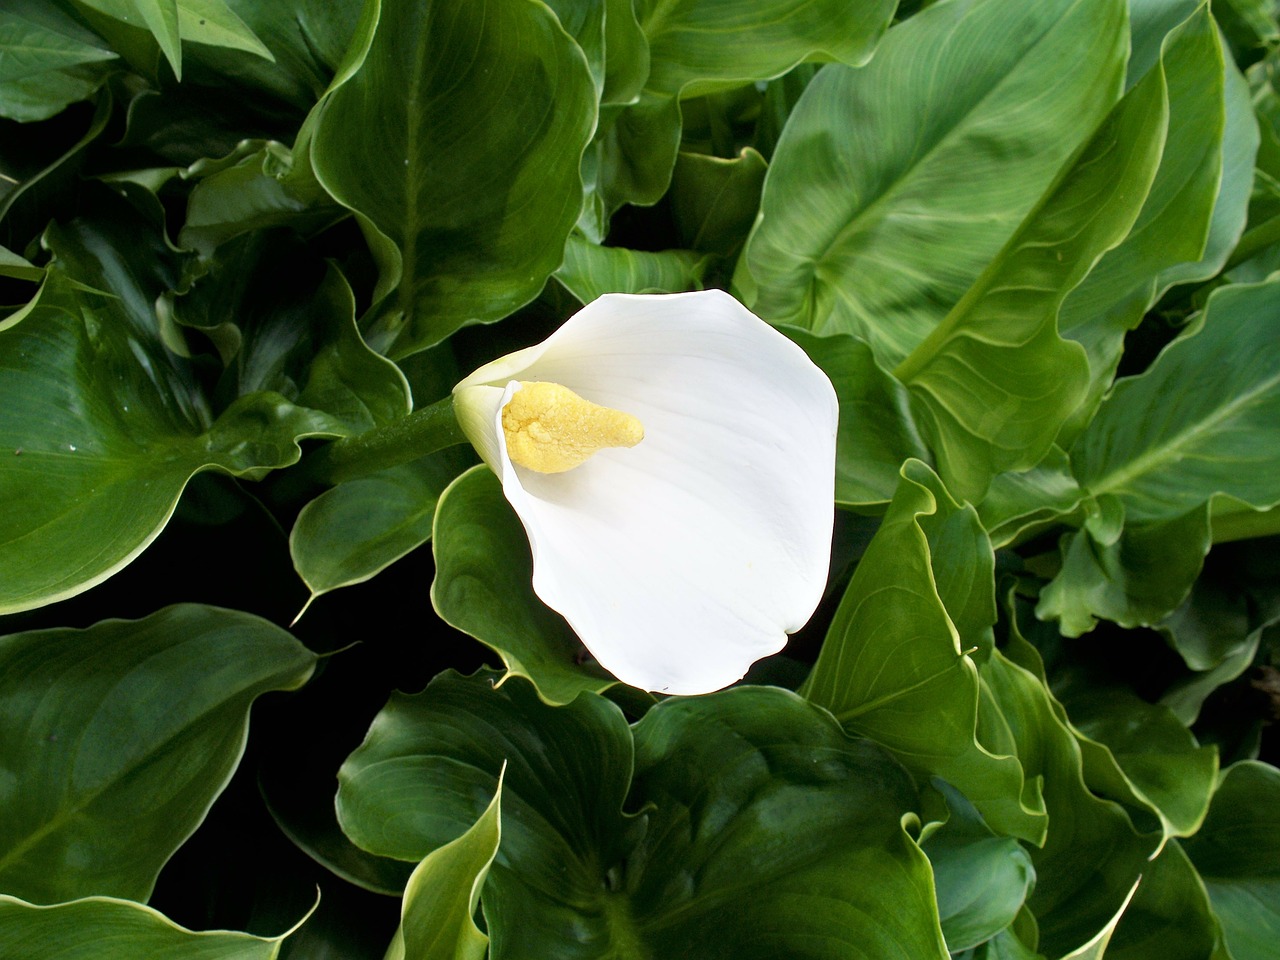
[455, 290, 837, 695]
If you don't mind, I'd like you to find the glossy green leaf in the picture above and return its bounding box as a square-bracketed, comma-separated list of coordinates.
[634, 0, 895, 100]
[893, 51, 1168, 502]
[924, 785, 1036, 952]
[309, 0, 597, 357]
[207, 0, 362, 107]
[1106, 841, 1226, 960]
[978, 447, 1085, 548]
[0, 604, 317, 904]
[1037, 505, 1212, 637]
[788, 329, 932, 509]
[430, 466, 615, 704]
[1182, 761, 1280, 960]
[339, 672, 949, 959]
[803, 460, 1048, 843]
[1061, 683, 1218, 841]
[291, 448, 470, 609]
[669, 147, 768, 256]
[737, 0, 1129, 366]
[980, 640, 1153, 958]
[1055, 881, 1141, 960]
[1071, 279, 1280, 522]
[553, 233, 710, 304]
[72, 0, 270, 79]
[178, 142, 341, 256]
[0, 205, 400, 613]
[0, 1, 118, 122]
[0, 244, 41, 281]
[0, 896, 301, 959]
[1058, 6, 1244, 433]
[384, 773, 503, 960]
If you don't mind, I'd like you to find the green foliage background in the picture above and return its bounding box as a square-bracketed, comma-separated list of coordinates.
[1, 0, 1279, 956]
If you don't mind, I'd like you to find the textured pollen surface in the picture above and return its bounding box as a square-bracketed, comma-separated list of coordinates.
[501, 381, 644, 473]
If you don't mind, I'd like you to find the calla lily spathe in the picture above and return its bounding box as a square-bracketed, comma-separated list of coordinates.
[452, 290, 837, 695]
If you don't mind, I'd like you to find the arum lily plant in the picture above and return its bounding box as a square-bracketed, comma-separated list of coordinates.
[452, 290, 839, 694]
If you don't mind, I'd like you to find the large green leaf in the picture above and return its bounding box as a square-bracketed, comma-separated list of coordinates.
[1060, 685, 1217, 841]
[553, 232, 710, 304]
[0, 1, 118, 122]
[802, 460, 1048, 843]
[384, 774, 503, 960]
[0, 604, 316, 904]
[1070, 278, 1280, 522]
[339, 671, 949, 959]
[923, 785, 1036, 953]
[1058, 5, 1242, 434]
[290, 448, 470, 611]
[736, 0, 1129, 367]
[977, 446, 1085, 548]
[892, 47, 1167, 502]
[309, 0, 597, 357]
[430, 466, 615, 705]
[1182, 761, 1280, 960]
[0, 896, 301, 959]
[0, 207, 404, 613]
[633, 0, 896, 100]
[71, 0, 271, 79]
[1037, 505, 1212, 637]
[1106, 841, 1226, 960]
[788, 329, 931, 509]
[980, 639, 1153, 958]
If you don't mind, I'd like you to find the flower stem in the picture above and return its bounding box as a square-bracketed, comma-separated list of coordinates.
[303, 395, 467, 484]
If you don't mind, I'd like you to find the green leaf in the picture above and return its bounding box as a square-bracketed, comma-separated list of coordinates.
[73, 0, 182, 77]
[0, 604, 316, 904]
[174, 0, 272, 60]
[1052, 678, 1218, 840]
[553, 232, 711, 304]
[1036, 505, 1212, 637]
[787, 330, 932, 509]
[1182, 761, 1280, 960]
[924, 785, 1036, 952]
[802, 460, 1048, 843]
[430, 466, 615, 704]
[736, 0, 1129, 366]
[1071, 278, 1280, 522]
[178, 142, 341, 256]
[892, 48, 1168, 502]
[0, 204, 398, 613]
[978, 446, 1085, 548]
[72, 0, 271, 79]
[669, 147, 768, 256]
[0, 896, 302, 959]
[384, 772, 503, 960]
[339, 672, 949, 959]
[171, 231, 410, 434]
[290, 448, 470, 609]
[1106, 841, 1226, 960]
[0, 1, 118, 122]
[309, 0, 598, 357]
[633, 0, 895, 100]
[1, 91, 112, 255]
[0, 243, 42, 282]
[1058, 6, 1237, 433]
[589, 0, 894, 223]
[980, 640, 1153, 958]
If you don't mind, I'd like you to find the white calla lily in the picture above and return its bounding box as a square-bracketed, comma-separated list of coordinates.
[452, 290, 837, 695]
